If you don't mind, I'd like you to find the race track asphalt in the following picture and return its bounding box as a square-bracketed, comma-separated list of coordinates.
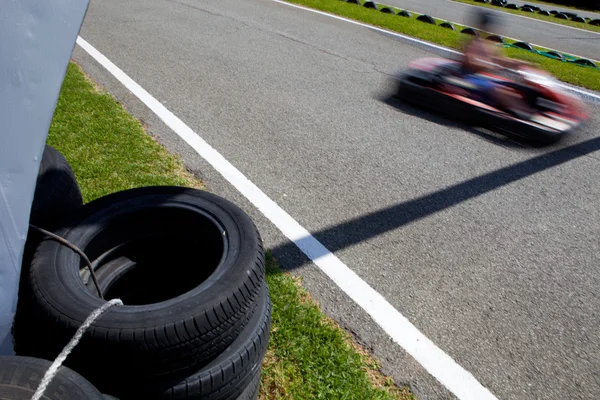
[73, 0, 600, 398]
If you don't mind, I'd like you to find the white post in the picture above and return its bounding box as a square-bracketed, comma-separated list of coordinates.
[0, 0, 91, 355]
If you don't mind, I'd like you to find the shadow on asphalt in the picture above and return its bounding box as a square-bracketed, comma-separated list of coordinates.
[271, 133, 600, 270]
[378, 93, 536, 150]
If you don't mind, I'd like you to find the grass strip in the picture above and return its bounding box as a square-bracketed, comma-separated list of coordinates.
[261, 251, 414, 399]
[283, 0, 600, 91]
[48, 61, 414, 400]
[47, 62, 202, 203]
[503, 47, 599, 89]
[453, 0, 600, 34]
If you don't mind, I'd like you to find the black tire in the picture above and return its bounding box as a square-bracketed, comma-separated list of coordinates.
[416, 14, 436, 24]
[362, 1, 377, 9]
[397, 75, 480, 125]
[545, 51, 564, 61]
[486, 34, 505, 43]
[235, 367, 261, 400]
[15, 186, 266, 396]
[524, 4, 540, 11]
[30, 144, 83, 231]
[18, 144, 83, 289]
[0, 356, 105, 400]
[144, 287, 271, 400]
[573, 58, 597, 68]
[14, 145, 84, 345]
[461, 27, 479, 36]
[86, 256, 266, 400]
[83, 256, 139, 295]
[512, 41, 535, 52]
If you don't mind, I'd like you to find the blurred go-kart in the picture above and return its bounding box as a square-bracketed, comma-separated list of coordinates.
[393, 57, 588, 144]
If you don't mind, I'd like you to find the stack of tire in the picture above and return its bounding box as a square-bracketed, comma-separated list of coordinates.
[9, 145, 271, 400]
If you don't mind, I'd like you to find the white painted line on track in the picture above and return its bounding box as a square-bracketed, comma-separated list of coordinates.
[76, 35, 499, 400]
[273, 0, 461, 54]
[271, 0, 600, 102]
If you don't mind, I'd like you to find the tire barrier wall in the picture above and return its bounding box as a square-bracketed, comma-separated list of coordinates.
[484, 0, 597, 25]
[336, 0, 600, 69]
[12, 147, 271, 400]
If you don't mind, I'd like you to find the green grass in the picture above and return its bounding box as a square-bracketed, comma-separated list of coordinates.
[261, 252, 414, 400]
[284, 0, 600, 91]
[453, 0, 600, 34]
[49, 61, 414, 400]
[47, 62, 202, 203]
[287, 0, 464, 48]
[504, 47, 600, 89]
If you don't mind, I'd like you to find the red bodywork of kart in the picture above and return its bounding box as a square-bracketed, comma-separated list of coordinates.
[397, 57, 588, 143]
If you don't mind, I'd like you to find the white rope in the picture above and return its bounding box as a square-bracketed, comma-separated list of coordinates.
[31, 299, 123, 400]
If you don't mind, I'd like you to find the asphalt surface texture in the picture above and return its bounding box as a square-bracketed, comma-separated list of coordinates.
[381, 0, 600, 60]
[74, 0, 600, 399]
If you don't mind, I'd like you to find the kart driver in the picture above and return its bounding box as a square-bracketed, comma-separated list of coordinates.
[460, 10, 534, 118]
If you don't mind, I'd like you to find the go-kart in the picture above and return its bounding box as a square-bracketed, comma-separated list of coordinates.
[393, 57, 588, 144]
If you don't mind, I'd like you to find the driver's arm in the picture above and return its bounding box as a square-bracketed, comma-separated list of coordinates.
[462, 40, 490, 71]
